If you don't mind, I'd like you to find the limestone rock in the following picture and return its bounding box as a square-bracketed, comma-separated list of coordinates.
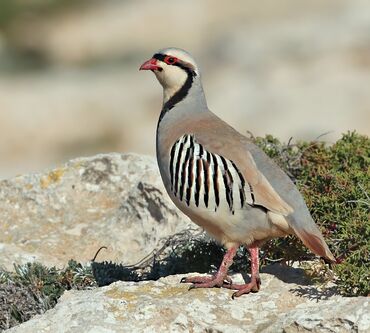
[6, 268, 369, 333]
[0, 153, 193, 270]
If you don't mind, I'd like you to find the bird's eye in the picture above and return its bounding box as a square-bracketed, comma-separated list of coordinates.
[164, 56, 177, 65]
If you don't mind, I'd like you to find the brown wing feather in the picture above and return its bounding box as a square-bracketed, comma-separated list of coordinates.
[193, 127, 293, 216]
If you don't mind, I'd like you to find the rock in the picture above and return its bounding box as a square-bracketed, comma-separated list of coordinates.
[0, 153, 193, 270]
[5, 267, 369, 333]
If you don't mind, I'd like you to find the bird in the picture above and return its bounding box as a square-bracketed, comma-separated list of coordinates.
[140, 47, 335, 298]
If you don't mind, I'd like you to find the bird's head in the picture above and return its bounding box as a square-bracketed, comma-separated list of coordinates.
[140, 47, 200, 105]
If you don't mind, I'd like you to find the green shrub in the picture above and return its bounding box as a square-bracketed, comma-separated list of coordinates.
[254, 131, 369, 296]
[0, 260, 96, 331]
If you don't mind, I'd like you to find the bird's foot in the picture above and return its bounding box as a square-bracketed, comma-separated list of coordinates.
[224, 276, 261, 299]
[180, 246, 238, 290]
[180, 274, 232, 289]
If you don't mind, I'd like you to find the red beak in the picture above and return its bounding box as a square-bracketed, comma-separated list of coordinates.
[139, 58, 160, 71]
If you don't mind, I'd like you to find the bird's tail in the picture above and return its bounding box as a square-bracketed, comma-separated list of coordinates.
[289, 215, 336, 263]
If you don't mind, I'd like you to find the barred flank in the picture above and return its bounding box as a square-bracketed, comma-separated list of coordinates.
[169, 134, 254, 212]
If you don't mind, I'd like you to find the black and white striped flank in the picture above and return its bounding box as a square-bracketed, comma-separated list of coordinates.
[169, 134, 255, 213]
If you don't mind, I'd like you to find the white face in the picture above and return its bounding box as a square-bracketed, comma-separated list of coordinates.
[152, 48, 199, 103]
[154, 60, 187, 90]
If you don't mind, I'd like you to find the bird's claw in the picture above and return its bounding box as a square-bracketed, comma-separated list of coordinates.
[180, 274, 233, 288]
[188, 284, 196, 291]
[186, 278, 233, 291]
[228, 277, 261, 299]
[187, 281, 222, 290]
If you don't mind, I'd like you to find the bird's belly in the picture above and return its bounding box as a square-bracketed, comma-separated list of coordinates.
[174, 197, 278, 246]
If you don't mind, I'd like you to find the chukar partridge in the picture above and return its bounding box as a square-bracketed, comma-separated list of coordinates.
[140, 47, 335, 298]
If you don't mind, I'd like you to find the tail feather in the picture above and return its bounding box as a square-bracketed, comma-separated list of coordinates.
[293, 225, 335, 263]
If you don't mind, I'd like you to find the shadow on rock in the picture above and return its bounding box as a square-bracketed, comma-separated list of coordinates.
[90, 237, 225, 287]
[290, 284, 338, 301]
[261, 263, 312, 285]
[91, 261, 140, 287]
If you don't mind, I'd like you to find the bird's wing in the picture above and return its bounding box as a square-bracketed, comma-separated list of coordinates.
[192, 130, 294, 216]
[168, 133, 265, 213]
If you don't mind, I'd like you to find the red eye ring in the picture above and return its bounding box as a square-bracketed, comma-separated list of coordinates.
[164, 56, 178, 65]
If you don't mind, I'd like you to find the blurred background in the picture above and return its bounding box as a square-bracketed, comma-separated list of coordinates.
[0, 0, 369, 179]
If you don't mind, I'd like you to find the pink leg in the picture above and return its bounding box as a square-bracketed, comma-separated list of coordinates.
[180, 246, 238, 289]
[224, 246, 261, 298]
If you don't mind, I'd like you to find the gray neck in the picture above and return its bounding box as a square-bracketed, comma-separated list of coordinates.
[157, 75, 207, 126]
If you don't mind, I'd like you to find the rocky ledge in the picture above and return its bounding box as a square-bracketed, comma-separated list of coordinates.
[0, 153, 192, 270]
[6, 269, 369, 333]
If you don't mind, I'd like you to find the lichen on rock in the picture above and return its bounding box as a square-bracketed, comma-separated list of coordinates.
[5, 270, 370, 333]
